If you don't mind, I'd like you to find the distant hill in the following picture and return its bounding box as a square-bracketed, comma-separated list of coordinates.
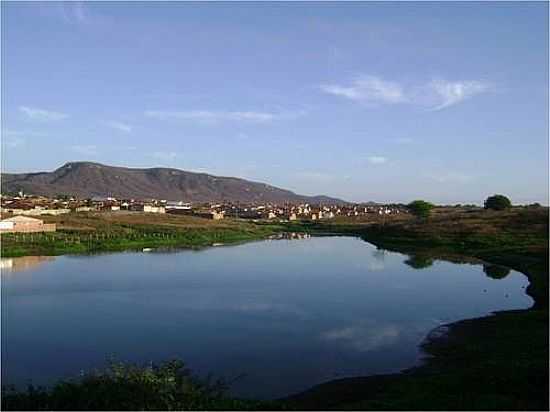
[1, 162, 347, 204]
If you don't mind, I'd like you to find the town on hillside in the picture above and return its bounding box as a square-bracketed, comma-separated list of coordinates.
[0, 192, 408, 233]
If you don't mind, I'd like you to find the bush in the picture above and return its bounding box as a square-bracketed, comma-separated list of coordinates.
[1, 359, 264, 411]
[484, 195, 512, 211]
[407, 200, 434, 219]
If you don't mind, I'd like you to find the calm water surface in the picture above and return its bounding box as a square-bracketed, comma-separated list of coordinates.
[1, 236, 532, 398]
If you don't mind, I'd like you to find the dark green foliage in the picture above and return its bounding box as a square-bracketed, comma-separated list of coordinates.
[1, 360, 266, 411]
[404, 254, 434, 269]
[484, 194, 512, 211]
[483, 264, 511, 279]
[407, 200, 434, 218]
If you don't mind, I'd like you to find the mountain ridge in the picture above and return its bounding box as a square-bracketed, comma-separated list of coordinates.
[1, 161, 347, 204]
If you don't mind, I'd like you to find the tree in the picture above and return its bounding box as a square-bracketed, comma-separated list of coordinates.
[484, 194, 512, 211]
[407, 200, 434, 219]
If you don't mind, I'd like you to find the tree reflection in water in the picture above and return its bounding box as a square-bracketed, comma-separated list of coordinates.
[404, 254, 435, 270]
[483, 264, 511, 279]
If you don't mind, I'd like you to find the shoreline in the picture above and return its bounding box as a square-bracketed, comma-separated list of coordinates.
[279, 219, 548, 410]
[0, 220, 282, 258]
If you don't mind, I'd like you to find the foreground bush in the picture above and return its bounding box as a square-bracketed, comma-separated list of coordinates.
[1, 360, 266, 411]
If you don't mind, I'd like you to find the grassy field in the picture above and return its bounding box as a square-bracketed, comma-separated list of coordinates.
[281, 207, 549, 410]
[0, 211, 280, 257]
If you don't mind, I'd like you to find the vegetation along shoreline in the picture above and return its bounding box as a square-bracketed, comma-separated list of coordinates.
[280, 207, 548, 410]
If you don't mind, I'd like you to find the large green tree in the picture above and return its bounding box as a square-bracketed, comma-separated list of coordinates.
[407, 200, 434, 218]
[484, 194, 512, 211]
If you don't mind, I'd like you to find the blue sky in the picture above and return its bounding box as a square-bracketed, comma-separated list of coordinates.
[2, 1, 548, 204]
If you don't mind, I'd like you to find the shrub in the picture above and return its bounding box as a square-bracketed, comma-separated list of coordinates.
[484, 195, 512, 211]
[1, 359, 264, 411]
[407, 200, 434, 219]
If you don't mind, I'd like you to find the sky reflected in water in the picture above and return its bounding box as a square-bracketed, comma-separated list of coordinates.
[1, 237, 532, 398]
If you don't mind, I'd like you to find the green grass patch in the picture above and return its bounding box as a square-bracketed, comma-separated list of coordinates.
[0, 224, 279, 257]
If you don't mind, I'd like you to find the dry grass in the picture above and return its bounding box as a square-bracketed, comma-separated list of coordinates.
[32, 212, 245, 232]
[398, 207, 548, 239]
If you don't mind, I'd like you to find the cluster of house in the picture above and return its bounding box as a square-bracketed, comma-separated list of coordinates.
[0, 194, 225, 221]
[0, 194, 171, 216]
[0, 193, 408, 233]
[223, 203, 406, 221]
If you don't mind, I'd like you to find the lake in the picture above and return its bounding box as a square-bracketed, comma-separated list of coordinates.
[1, 236, 533, 399]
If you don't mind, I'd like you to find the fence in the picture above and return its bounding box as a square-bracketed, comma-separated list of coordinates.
[0, 228, 239, 253]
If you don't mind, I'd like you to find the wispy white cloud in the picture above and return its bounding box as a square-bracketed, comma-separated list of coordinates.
[321, 75, 491, 110]
[429, 79, 490, 111]
[320, 75, 407, 104]
[105, 121, 132, 133]
[144, 110, 304, 123]
[367, 156, 388, 165]
[19, 106, 68, 121]
[71, 145, 98, 156]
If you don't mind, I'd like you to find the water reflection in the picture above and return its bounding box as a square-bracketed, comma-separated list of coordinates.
[367, 249, 386, 271]
[1, 256, 56, 274]
[1, 236, 531, 399]
[270, 232, 312, 240]
[483, 264, 512, 279]
[321, 320, 403, 353]
[404, 254, 435, 269]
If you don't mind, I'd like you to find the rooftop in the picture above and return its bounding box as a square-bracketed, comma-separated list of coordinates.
[1, 215, 43, 223]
